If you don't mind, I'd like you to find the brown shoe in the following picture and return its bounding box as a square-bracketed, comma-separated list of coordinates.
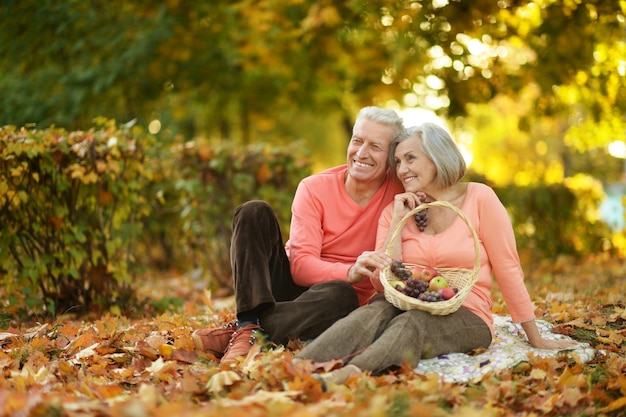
[220, 323, 263, 364]
[192, 321, 237, 357]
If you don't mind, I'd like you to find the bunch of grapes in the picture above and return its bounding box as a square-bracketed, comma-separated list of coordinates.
[417, 290, 444, 302]
[403, 277, 429, 298]
[414, 194, 429, 232]
[390, 260, 412, 280]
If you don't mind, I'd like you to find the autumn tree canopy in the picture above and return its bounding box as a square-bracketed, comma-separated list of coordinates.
[1, 0, 625, 182]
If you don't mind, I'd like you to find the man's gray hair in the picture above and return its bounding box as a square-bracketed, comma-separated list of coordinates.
[355, 106, 405, 140]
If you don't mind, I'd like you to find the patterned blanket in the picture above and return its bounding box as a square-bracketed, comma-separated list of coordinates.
[415, 315, 596, 383]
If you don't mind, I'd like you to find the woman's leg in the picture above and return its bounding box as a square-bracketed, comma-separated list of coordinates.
[295, 294, 401, 363]
[347, 307, 492, 374]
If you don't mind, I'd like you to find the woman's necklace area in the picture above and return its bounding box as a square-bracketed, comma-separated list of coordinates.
[414, 194, 432, 232]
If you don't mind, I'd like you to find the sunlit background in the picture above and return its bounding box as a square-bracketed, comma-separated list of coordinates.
[2, 1, 625, 231]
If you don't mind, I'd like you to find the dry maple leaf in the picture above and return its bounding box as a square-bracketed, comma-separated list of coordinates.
[69, 342, 100, 365]
[557, 386, 587, 408]
[215, 389, 301, 408]
[145, 334, 169, 350]
[598, 395, 626, 414]
[136, 340, 159, 360]
[206, 370, 242, 394]
[309, 358, 344, 373]
[171, 348, 197, 364]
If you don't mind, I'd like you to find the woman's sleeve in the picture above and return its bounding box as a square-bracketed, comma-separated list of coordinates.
[478, 187, 535, 323]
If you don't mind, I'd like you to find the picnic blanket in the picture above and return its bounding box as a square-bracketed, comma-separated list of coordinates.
[415, 314, 596, 383]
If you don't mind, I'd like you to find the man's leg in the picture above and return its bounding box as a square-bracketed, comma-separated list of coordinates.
[261, 280, 360, 345]
[221, 200, 308, 363]
[231, 200, 306, 316]
[194, 200, 303, 359]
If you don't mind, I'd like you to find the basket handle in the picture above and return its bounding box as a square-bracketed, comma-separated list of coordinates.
[384, 200, 480, 274]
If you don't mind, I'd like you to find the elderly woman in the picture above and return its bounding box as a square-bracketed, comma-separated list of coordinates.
[296, 122, 576, 388]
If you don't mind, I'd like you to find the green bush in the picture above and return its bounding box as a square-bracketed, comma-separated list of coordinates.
[0, 121, 312, 317]
[493, 174, 614, 261]
[0, 119, 155, 315]
[141, 137, 312, 291]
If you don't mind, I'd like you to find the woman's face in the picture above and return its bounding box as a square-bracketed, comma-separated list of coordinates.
[394, 135, 437, 193]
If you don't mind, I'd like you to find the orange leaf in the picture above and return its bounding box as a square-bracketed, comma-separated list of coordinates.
[95, 345, 116, 355]
[137, 341, 159, 360]
[158, 344, 174, 359]
[555, 387, 585, 408]
[310, 358, 343, 373]
[256, 163, 272, 185]
[557, 367, 587, 390]
[180, 369, 202, 393]
[198, 145, 213, 161]
[145, 334, 168, 350]
[599, 396, 626, 413]
[99, 188, 114, 205]
[93, 384, 124, 400]
[48, 215, 64, 230]
[171, 349, 197, 364]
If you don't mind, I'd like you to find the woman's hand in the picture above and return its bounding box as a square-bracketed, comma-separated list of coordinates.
[391, 192, 424, 221]
[521, 320, 579, 350]
[528, 336, 578, 350]
[347, 251, 391, 284]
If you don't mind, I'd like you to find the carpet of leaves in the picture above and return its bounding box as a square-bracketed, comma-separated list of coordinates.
[1, 254, 625, 417]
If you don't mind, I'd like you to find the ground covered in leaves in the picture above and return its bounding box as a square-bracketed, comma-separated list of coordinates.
[1, 254, 625, 417]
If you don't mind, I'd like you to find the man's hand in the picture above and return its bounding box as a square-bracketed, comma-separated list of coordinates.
[347, 251, 391, 284]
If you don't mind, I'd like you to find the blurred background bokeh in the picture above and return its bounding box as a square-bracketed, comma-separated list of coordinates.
[2, 1, 624, 174]
[1, 0, 625, 315]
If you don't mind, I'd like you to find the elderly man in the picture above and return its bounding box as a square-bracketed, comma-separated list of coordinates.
[193, 106, 405, 364]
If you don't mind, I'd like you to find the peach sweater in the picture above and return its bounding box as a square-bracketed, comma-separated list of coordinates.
[286, 165, 403, 306]
[374, 182, 535, 335]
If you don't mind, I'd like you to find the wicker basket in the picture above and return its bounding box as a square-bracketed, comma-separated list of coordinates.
[380, 200, 480, 315]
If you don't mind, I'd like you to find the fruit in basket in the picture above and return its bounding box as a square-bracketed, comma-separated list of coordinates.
[428, 276, 448, 291]
[389, 280, 406, 291]
[414, 266, 440, 282]
[418, 290, 444, 302]
[388, 262, 460, 303]
[439, 287, 456, 300]
[390, 260, 412, 280]
[407, 277, 428, 290]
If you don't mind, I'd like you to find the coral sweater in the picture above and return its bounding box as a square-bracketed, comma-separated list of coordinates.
[286, 165, 403, 306]
[374, 182, 535, 335]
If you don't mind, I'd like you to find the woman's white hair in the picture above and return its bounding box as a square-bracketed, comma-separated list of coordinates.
[389, 122, 466, 189]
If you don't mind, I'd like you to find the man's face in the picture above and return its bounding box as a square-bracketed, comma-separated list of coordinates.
[346, 118, 395, 184]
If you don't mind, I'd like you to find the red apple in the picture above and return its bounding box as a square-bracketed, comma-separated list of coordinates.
[439, 287, 456, 300]
[429, 276, 448, 291]
[418, 266, 440, 282]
